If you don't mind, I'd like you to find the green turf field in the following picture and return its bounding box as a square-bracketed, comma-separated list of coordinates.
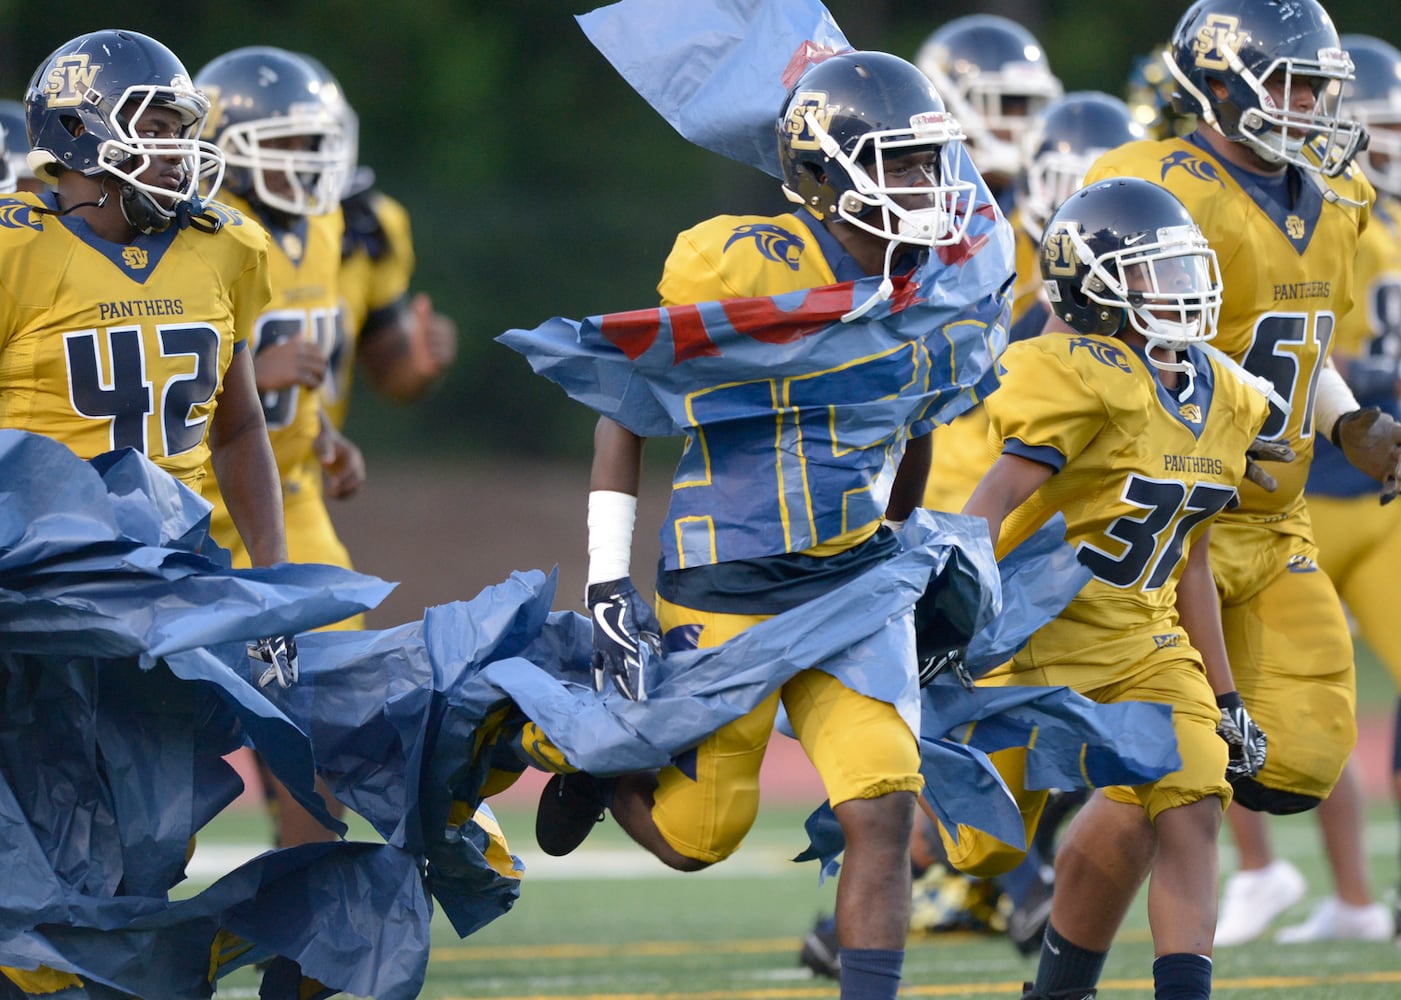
[200, 800, 1400, 999]
[201, 645, 1401, 999]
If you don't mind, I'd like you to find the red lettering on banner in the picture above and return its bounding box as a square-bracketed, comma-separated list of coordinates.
[720, 283, 858, 344]
[599, 307, 662, 360]
[671, 305, 722, 363]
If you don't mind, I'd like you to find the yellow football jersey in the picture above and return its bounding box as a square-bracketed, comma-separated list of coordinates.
[986, 333, 1271, 627]
[0, 192, 271, 489]
[924, 224, 1044, 514]
[1009, 215, 1046, 326]
[326, 191, 415, 430]
[200, 194, 344, 559]
[658, 212, 840, 305]
[1085, 138, 1373, 516]
[1336, 196, 1401, 358]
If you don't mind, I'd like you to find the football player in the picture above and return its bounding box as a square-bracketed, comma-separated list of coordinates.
[0, 27, 289, 996]
[1219, 31, 1401, 947]
[536, 50, 1001, 1000]
[0, 30, 284, 568]
[914, 14, 1062, 209]
[949, 177, 1271, 1000]
[194, 46, 362, 591]
[1080, 0, 1391, 954]
[299, 54, 457, 436]
[884, 91, 1147, 965]
[922, 91, 1146, 517]
[915, 18, 1064, 520]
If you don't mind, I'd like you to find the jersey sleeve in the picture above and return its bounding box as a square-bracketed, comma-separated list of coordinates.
[369, 193, 415, 305]
[984, 338, 1110, 473]
[230, 231, 273, 352]
[657, 214, 832, 307]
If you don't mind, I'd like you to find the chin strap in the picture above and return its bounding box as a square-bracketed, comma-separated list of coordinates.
[1199, 341, 1291, 416]
[32, 187, 110, 219]
[841, 239, 898, 323]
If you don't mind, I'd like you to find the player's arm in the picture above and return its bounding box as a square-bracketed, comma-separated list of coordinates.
[884, 430, 931, 525]
[586, 416, 657, 701]
[1317, 358, 1401, 503]
[961, 452, 1054, 549]
[316, 409, 366, 499]
[1178, 527, 1267, 779]
[1178, 529, 1233, 694]
[209, 347, 287, 568]
[357, 292, 458, 403]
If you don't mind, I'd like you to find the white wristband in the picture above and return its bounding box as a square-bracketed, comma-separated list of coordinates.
[587, 490, 637, 586]
[1315, 360, 1361, 444]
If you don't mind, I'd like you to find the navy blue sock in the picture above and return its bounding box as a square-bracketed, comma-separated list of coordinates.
[1034, 923, 1106, 994]
[837, 947, 903, 1000]
[1152, 952, 1212, 1000]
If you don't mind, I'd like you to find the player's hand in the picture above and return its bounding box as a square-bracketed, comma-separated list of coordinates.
[316, 423, 366, 499]
[254, 339, 327, 391]
[1243, 437, 1295, 493]
[408, 292, 458, 380]
[1216, 691, 1267, 781]
[249, 634, 299, 689]
[1334, 407, 1401, 504]
[586, 578, 661, 702]
[918, 642, 974, 691]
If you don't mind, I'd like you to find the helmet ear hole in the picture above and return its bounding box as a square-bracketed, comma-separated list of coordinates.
[60, 114, 84, 139]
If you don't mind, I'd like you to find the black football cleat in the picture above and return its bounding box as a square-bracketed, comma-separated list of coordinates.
[535, 771, 607, 856]
[798, 912, 840, 980]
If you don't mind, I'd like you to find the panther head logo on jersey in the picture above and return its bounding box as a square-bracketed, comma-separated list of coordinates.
[1159, 150, 1224, 186]
[724, 223, 805, 270]
[1067, 335, 1133, 372]
[0, 201, 43, 231]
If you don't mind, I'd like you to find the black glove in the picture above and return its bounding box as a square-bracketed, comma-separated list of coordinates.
[1243, 436, 1295, 493]
[918, 642, 974, 691]
[1216, 691, 1267, 781]
[248, 634, 299, 689]
[586, 578, 661, 702]
[1333, 407, 1401, 504]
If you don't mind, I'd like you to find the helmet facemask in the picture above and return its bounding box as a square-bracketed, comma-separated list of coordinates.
[1166, 43, 1365, 176]
[951, 69, 1061, 177]
[87, 83, 225, 232]
[1020, 147, 1102, 244]
[216, 105, 347, 216]
[1059, 221, 1223, 390]
[800, 108, 977, 250]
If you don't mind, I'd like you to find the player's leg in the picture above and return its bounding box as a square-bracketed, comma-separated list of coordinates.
[1313, 492, 1401, 939]
[1275, 758, 1390, 941]
[789, 667, 923, 1000]
[1215, 804, 1305, 945]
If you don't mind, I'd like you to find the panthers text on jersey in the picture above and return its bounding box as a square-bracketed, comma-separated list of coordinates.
[325, 189, 414, 430]
[987, 332, 1270, 627]
[0, 191, 271, 488]
[1085, 136, 1374, 517]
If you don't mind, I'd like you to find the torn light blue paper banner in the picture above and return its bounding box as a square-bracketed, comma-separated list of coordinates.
[0, 430, 441, 1000]
[577, 0, 851, 178]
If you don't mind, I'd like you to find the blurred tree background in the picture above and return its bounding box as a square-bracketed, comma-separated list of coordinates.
[3, 0, 1398, 464]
